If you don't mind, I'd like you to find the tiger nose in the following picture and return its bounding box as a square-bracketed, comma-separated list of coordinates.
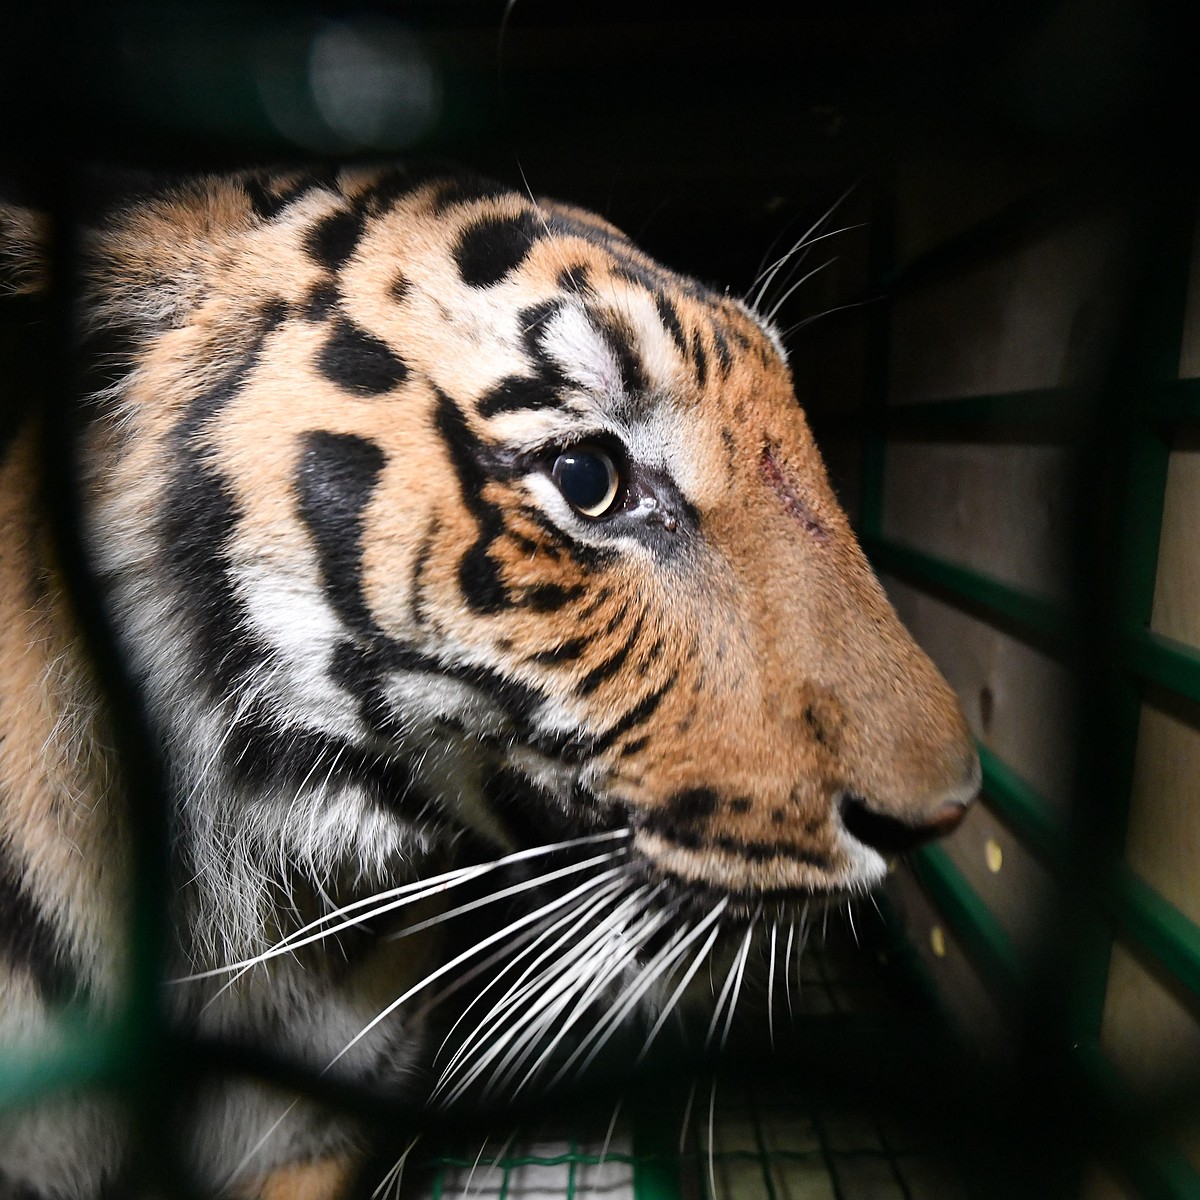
[839, 791, 970, 855]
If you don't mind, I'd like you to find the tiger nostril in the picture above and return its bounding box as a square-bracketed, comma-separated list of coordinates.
[839, 792, 969, 855]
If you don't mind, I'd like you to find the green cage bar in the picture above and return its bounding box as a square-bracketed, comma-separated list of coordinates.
[856, 170, 1200, 1197]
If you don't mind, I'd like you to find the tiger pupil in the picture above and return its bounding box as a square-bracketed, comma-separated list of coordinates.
[553, 447, 619, 517]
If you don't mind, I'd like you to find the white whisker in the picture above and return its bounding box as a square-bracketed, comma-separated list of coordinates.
[324, 863, 628, 1073]
[433, 875, 632, 1090]
[678, 1075, 698, 1154]
[747, 183, 856, 312]
[717, 917, 756, 1053]
[767, 919, 778, 1050]
[705, 927, 746, 1051]
[371, 1135, 419, 1200]
[784, 920, 796, 1020]
[637, 900, 728, 1062]
[444, 884, 657, 1104]
[764, 257, 837, 324]
[599, 1094, 623, 1165]
[176, 830, 629, 982]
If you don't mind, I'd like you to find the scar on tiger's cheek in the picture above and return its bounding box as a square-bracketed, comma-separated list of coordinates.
[760, 444, 829, 544]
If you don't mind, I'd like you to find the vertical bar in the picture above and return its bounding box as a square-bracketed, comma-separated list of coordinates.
[746, 1084, 780, 1200]
[1065, 179, 1196, 1041]
[631, 1104, 683, 1200]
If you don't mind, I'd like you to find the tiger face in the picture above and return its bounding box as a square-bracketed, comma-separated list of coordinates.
[76, 165, 976, 924]
[0, 163, 982, 1197]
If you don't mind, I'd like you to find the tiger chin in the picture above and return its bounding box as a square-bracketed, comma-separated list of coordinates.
[0, 166, 978, 1199]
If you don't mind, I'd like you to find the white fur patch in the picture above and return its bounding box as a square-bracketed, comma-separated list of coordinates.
[232, 563, 363, 738]
[539, 301, 624, 397]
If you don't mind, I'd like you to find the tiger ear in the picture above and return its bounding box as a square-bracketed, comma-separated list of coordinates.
[78, 171, 265, 334]
[0, 201, 50, 298]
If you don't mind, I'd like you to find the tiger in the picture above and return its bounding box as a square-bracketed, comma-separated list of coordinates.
[0, 165, 979, 1199]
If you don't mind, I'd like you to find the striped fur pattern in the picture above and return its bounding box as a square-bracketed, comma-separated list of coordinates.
[0, 167, 978, 1197]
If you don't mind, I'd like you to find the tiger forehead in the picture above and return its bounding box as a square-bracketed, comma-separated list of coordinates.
[99, 169, 788, 441]
[235, 173, 780, 400]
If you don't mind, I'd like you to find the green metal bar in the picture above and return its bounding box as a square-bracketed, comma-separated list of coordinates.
[907, 846, 1025, 1002]
[1108, 869, 1200, 1002]
[975, 743, 1062, 865]
[866, 535, 1200, 707]
[910, 853, 1200, 1200]
[814, 386, 1085, 441]
[1148, 378, 1200, 429]
[884, 173, 1106, 295]
[816, 377, 1200, 442]
[1124, 626, 1200, 705]
[631, 1108, 683, 1200]
[863, 535, 1075, 654]
[565, 1136, 578, 1200]
[979, 742, 1200, 1009]
[1072, 1042, 1200, 1200]
[0, 1026, 124, 1110]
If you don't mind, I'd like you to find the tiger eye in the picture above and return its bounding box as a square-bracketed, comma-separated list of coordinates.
[551, 445, 621, 518]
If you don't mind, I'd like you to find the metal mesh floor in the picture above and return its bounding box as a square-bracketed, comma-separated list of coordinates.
[394, 917, 971, 1200]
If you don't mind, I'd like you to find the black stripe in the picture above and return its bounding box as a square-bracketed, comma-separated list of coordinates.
[519, 581, 583, 612]
[244, 170, 337, 221]
[711, 324, 733, 376]
[222, 708, 420, 816]
[594, 311, 649, 397]
[576, 584, 614, 621]
[529, 637, 588, 666]
[690, 329, 708, 390]
[588, 673, 676, 756]
[453, 212, 539, 288]
[634, 809, 831, 869]
[296, 430, 386, 637]
[434, 389, 513, 614]
[519, 507, 615, 568]
[557, 263, 592, 293]
[654, 292, 687, 354]
[477, 372, 562, 419]
[371, 641, 544, 731]
[408, 514, 440, 630]
[163, 302, 287, 697]
[576, 616, 643, 696]
[0, 840, 78, 1004]
[303, 281, 339, 321]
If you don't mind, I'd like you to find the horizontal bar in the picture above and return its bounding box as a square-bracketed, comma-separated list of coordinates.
[1124, 625, 1200, 706]
[976, 743, 1063, 864]
[863, 535, 1074, 654]
[978, 743, 1200, 1007]
[1071, 1041, 1200, 1200]
[1109, 868, 1200, 1000]
[867, 538, 1200, 708]
[908, 844, 1025, 1001]
[812, 376, 1199, 442]
[1149, 378, 1200, 428]
[0, 1022, 127, 1109]
[910, 853, 1200, 1200]
[886, 174, 1107, 296]
[811, 387, 1085, 442]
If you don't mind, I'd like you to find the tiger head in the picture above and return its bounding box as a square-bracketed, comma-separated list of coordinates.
[67, 166, 977, 929]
